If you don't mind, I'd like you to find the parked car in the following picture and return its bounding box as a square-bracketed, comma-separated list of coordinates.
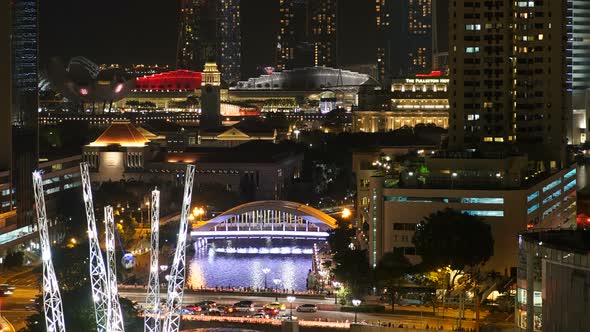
[277, 313, 297, 320]
[296, 304, 318, 312]
[251, 312, 268, 319]
[196, 300, 217, 310]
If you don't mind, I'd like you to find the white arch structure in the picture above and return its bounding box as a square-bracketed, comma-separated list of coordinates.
[190, 201, 337, 240]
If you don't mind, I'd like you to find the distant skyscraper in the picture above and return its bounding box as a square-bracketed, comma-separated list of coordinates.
[448, 0, 569, 169]
[375, 0, 391, 86]
[376, 0, 432, 84]
[309, 0, 338, 68]
[1, 1, 11, 171]
[277, 0, 311, 70]
[177, 0, 202, 71]
[277, 0, 296, 71]
[10, 0, 39, 227]
[218, 0, 241, 84]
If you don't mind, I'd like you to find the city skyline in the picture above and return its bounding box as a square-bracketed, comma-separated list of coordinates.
[39, 0, 375, 79]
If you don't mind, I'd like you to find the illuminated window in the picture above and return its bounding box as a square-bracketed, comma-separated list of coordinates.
[527, 191, 539, 202]
[563, 168, 576, 179]
[461, 210, 504, 217]
[484, 137, 493, 142]
[563, 179, 576, 192]
[527, 203, 539, 214]
[542, 179, 561, 192]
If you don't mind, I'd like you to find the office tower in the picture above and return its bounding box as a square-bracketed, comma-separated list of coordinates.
[11, 0, 39, 227]
[177, 0, 202, 71]
[218, 0, 241, 84]
[388, 0, 432, 77]
[448, 0, 569, 169]
[1, 1, 11, 171]
[277, 0, 296, 71]
[309, 0, 338, 67]
[200, 62, 222, 129]
[375, 0, 390, 86]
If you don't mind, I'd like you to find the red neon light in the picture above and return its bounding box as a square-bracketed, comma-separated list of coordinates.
[415, 70, 442, 78]
[79, 88, 89, 95]
[135, 70, 202, 91]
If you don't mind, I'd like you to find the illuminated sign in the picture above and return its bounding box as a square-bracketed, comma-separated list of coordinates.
[404, 78, 450, 84]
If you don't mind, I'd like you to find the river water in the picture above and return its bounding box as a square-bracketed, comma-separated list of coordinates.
[186, 239, 318, 291]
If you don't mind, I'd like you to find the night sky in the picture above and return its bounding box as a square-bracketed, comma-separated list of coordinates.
[39, 0, 375, 79]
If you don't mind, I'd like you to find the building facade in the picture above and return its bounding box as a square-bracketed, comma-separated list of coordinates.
[218, 0, 241, 84]
[388, 0, 432, 77]
[448, 0, 569, 170]
[10, 0, 39, 228]
[355, 150, 578, 271]
[177, 0, 202, 71]
[309, 0, 338, 68]
[353, 75, 449, 132]
[517, 231, 590, 331]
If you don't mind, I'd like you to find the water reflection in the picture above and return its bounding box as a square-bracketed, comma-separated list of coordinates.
[187, 240, 315, 291]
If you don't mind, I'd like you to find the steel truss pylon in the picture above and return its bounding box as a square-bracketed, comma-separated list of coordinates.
[80, 162, 109, 332]
[163, 165, 195, 332]
[105, 206, 126, 332]
[144, 189, 161, 332]
[32, 172, 67, 332]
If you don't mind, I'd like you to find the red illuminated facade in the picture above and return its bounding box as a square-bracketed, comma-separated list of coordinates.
[415, 70, 442, 78]
[135, 70, 202, 91]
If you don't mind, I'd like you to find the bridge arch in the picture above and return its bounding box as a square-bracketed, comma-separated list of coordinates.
[191, 200, 337, 240]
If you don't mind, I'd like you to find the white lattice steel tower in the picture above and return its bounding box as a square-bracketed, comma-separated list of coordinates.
[80, 162, 109, 332]
[32, 171, 66, 332]
[105, 206, 125, 332]
[163, 165, 195, 332]
[145, 189, 161, 332]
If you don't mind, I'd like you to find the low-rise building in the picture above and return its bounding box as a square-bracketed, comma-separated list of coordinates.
[83, 121, 302, 201]
[355, 149, 579, 273]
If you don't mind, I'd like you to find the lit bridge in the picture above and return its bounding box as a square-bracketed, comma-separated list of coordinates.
[190, 200, 337, 240]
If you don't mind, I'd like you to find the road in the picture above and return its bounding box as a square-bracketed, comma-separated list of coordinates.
[118, 289, 478, 330]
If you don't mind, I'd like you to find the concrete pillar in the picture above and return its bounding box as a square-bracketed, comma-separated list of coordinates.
[281, 320, 299, 332]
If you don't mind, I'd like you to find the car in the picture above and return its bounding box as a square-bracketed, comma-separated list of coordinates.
[277, 313, 297, 321]
[251, 312, 268, 319]
[182, 305, 203, 314]
[0, 284, 15, 290]
[233, 300, 255, 312]
[264, 301, 286, 311]
[259, 306, 280, 316]
[195, 300, 217, 310]
[296, 304, 318, 312]
[216, 305, 234, 314]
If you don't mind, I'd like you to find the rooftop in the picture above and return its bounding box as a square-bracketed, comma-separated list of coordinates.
[521, 230, 590, 254]
[89, 121, 149, 147]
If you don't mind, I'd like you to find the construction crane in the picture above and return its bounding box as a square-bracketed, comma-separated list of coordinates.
[145, 189, 161, 332]
[32, 171, 67, 332]
[105, 206, 126, 332]
[163, 165, 195, 332]
[80, 162, 109, 332]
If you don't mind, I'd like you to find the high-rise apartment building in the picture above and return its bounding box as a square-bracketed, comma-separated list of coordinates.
[10, 0, 39, 227]
[177, 0, 202, 71]
[448, 0, 569, 169]
[572, 0, 590, 94]
[177, 0, 241, 83]
[309, 0, 338, 68]
[218, 0, 241, 84]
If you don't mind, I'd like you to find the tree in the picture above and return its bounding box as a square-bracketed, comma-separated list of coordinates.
[413, 208, 494, 331]
[332, 249, 372, 299]
[375, 251, 412, 312]
[412, 208, 494, 272]
[327, 220, 356, 255]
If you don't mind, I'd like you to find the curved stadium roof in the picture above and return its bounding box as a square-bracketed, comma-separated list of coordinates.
[234, 66, 378, 91]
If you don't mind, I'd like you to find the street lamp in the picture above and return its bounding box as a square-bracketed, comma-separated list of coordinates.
[287, 296, 296, 320]
[352, 299, 361, 323]
[293, 129, 300, 141]
[262, 268, 270, 290]
[332, 281, 341, 304]
[341, 208, 351, 219]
